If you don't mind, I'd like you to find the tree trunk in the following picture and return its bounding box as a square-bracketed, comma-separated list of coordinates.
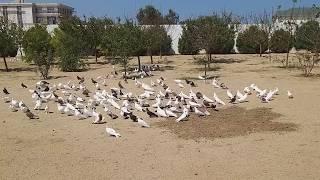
[137, 56, 141, 72]
[19, 45, 24, 61]
[286, 49, 290, 68]
[259, 44, 262, 57]
[206, 54, 210, 69]
[150, 55, 153, 64]
[204, 63, 207, 76]
[95, 46, 98, 63]
[3, 56, 9, 72]
[268, 42, 272, 62]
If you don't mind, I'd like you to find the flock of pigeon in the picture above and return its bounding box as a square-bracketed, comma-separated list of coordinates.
[1, 66, 294, 138]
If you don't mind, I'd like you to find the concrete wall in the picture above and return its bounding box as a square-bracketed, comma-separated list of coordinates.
[21, 5, 34, 26]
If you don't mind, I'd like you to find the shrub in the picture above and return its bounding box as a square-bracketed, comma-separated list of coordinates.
[237, 26, 268, 54]
[297, 51, 320, 77]
[22, 25, 53, 79]
[270, 29, 292, 53]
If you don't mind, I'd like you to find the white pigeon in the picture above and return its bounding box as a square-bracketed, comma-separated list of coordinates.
[287, 91, 293, 99]
[156, 106, 168, 117]
[264, 91, 274, 102]
[11, 99, 19, 109]
[198, 74, 206, 80]
[44, 104, 49, 114]
[272, 87, 279, 95]
[134, 102, 144, 112]
[258, 89, 267, 97]
[176, 106, 189, 122]
[203, 94, 214, 103]
[106, 127, 121, 138]
[9, 104, 18, 112]
[83, 106, 93, 117]
[189, 100, 202, 107]
[142, 83, 154, 92]
[227, 90, 234, 99]
[178, 83, 184, 88]
[107, 98, 120, 110]
[57, 103, 65, 114]
[236, 90, 244, 99]
[194, 107, 205, 116]
[212, 79, 220, 88]
[151, 80, 156, 87]
[74, 109, 86, 120]
[159, 90, 165, 97]
[165, 108, 178, 117]
[165, 87, 172, 94]
[137, 118, 150, 128]
[156, 79, 162, 84]
[2, 96, 10, 103]
[179, 92, 190, 99]
[214, 93, 226, 105]
[244, 87, 251, 95]
[238, 93, 248, 103]
[34, 99, 42, 110]
[152, 96, 161, 108]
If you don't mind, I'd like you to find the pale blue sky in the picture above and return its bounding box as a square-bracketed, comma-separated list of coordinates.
[1, 0, 319, 20]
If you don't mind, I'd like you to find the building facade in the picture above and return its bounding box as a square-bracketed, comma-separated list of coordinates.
[0, 0, 73, 27]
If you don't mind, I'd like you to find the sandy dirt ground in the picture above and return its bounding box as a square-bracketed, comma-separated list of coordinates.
[0, 54, 320, 180]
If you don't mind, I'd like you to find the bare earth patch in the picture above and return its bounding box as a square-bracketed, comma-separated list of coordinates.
[155, 106, 297, 140]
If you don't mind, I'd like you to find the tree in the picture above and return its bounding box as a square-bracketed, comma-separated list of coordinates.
[270, 29, 292, 53]
[255, 11, 275, 60]
[0, 20, 17, 72]
[143, 25, 172, 64]
[294, 20, 320, 76]
[86, 16, 113, 63]
[163, 9, 179, 24]
[11, 23, 24, 60]
[130, 25, 146, 72]
[295, 20, 320, 51]
[178, 24, 199, 55]
[136, 5, 162, 25]
[52, 16, 88, 72]
[237, 26, 268, 55]
[105, 21, 142, 77]
[183, 14, 235, 68]
[22, 25, 53, 79]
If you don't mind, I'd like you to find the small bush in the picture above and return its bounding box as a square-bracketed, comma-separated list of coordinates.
[297, 52, 320, 77]
[270, 29, 292, 53]
[237, 26, 268, 54]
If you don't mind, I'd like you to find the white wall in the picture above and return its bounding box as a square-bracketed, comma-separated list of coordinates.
[21, 6, 34, 26]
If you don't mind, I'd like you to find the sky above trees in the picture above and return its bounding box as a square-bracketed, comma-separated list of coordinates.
[1, 0, 319, 20]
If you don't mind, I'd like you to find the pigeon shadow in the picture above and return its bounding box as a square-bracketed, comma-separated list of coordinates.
[0, 67, 35, 72]
[211, 58, 246, 64]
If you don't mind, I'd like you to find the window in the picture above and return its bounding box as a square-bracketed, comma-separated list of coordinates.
[36, 17, 44, 23]
[47, 7, 55, 13]
[47, 16, 57, 24]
